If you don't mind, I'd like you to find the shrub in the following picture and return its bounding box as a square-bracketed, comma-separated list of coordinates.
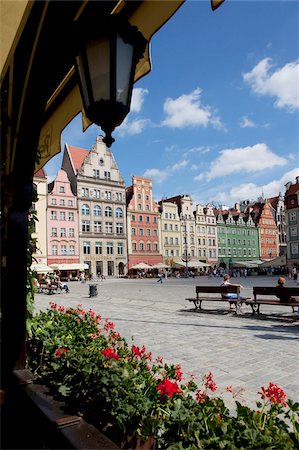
[27, 303, 299, 449]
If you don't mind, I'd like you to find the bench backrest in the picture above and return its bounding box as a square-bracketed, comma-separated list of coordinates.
[195, 285, 240, 295]
[253, 286, 299, 298]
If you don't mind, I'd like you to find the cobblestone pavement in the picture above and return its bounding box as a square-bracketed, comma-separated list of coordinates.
[34, 275, 299, 409]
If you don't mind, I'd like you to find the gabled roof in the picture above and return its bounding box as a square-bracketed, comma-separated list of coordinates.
[285, 182, 299, 196]
[268, 196, 279, 209]
[34, 167, 46, 178]
[67, 145, 90, 172]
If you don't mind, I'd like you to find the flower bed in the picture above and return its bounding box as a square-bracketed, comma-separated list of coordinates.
[27, 303, 299, 449]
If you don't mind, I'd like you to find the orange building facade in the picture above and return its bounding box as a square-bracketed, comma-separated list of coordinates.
[256, 201, 279, 260]
[126, 176, 163, 269]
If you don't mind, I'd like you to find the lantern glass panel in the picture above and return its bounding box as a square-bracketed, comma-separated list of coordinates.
[116, 33, 134, 106]
[86, 37, 110, 102]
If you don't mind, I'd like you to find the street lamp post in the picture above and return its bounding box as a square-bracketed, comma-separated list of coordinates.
[182, 250, 191, 277]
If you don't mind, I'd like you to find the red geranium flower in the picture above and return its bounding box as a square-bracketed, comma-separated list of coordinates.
[195, 388, 207, 403]
[132, 345, 143, 358]
[204, 372, 217, 392]
[258, 382, 287, 407]
[156, 379, 181, 397]
[101, 348, 120, 360]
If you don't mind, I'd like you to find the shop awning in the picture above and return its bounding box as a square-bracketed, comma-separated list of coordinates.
[232, 260, 263, 268]
[175, 260, 211, 268]
[31, 263, 54, 274]
[49, 263, 89, 271]
[260, 256, 287, 267]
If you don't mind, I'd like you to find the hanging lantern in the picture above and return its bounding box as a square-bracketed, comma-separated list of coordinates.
[75, 15, 147, 147]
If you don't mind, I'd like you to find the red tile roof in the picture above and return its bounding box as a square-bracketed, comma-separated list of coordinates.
[67, 145, 90, 172]
[34, 167, 46, 177]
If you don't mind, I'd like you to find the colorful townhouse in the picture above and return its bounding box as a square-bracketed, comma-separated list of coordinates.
[32, 168, 48, 265]
[126, 176, 163, 269]
[215, 205, 260, 268]
[158, 201, 181, 265]
[162, 195, 197, 260]
[194, 204, 208, 263]
[247, 200, 279, 261]
[47, 169, 79, 268]
[62, 135, 127, 277]
[268, 193, 287, 257]
[285, 177, 299, 269]
[204, 203, 218, 267]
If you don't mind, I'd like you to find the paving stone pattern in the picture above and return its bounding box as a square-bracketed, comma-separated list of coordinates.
[34, 276, 299, 409]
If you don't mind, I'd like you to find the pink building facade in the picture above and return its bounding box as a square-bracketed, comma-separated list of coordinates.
[47, 169, 79, 265]
[126, 176, 163, 269]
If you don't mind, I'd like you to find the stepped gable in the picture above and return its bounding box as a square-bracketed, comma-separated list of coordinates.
[67, 145, 90, 172]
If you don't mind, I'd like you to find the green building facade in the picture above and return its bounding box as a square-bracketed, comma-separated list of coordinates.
[215, 209, 260, 267]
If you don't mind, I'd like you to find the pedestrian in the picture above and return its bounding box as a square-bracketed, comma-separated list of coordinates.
[156, 272, 163, 283]
[221, 274, 244, 300]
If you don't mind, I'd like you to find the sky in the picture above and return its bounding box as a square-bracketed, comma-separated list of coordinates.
[44, 0, 299, 207]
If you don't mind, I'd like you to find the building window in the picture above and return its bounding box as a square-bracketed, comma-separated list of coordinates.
[139, 228, 144, 236]
[132, 242, 137, 251]
[82, 187, 89, 197]
[69, 245, 75, 255]
[105, 206, 112, 217]
[68, 200, 73, 206]
[99, 158, 104, 165]
[93, 189, 101, 198]
[116, 207, 123, 218]
[61, 245, 67, 255]
[82, 220, 90, 232]
[117, 242, 123, 255]
[51, 211, 57, 220]
[69, 228, 75, 237]
[145, 195, 149, 200]
[146, 229, 151, 236]
[83, 241, 90, 254]
[154, 243, 158, 251]
[60, 228, 66, 237]
[60, 199, 65, 206]
[82, 204, 90, 215]
[94, 221, 101, 233]
[131, 214, 136, 222]
[164, 224, 167, 230]
[107, 242, 113, 254]
[51, 198, 57, 205]
[93, 205, 101, 216]
[104, 191, 111, 200]
[145, 205, 149, 211]
[164, 237, 168, 244]
[153, 229, 158, 236]
[60, 212, 66, 221]
[140, 242, 144, 251]
[93, 169, 100, 178]
[51, 227, 57, 237]
[146, 216, 150, 223]
[59, 186, 65, 193]
[52, 245, 58, 255]
[132, 228, 136, 236]
[147, 242, 151, 251]
[108, 261, 114, 276]
[95, 242, 102, 255]
[105, 222, 113, 233]
[116, 223, 123, 234]
[153, 217, 157, 223]
[139, 215, 143, 222]
[138, 204, 142, 210]
[68, 212, 74, 221]
[138, 194, 142, 199]
[104, 171, 111, 180]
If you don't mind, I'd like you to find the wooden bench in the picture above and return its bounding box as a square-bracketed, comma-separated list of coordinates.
[39, 283, 59, 295]
[186, 285, 245, 314]
[245, 286, 299, 315]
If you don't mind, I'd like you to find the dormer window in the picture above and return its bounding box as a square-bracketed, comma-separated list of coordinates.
[99, 158, 104, 166]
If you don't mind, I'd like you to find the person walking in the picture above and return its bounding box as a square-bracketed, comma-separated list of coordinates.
[156, 272, 163, 283]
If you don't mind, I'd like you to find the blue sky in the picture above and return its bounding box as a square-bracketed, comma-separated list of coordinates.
[45, 0, 299, 207]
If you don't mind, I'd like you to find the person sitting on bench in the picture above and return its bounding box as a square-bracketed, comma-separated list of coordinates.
[276, 277, 292, 302]
[221, 274, 244, 299]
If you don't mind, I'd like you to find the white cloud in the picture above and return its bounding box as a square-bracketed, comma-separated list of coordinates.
[240, 116, 257, 128]
[195, 143, 287, 182]
[117, 117, 149, 137]
[161, 88, 224, 129]
[243, 58, 299, 111]
[214, 168, 299, 204]
[183, 146, 211, 157]
[130, 88, 149, 113]
[143, 168, 168, 184]
[143, 160, 188, 184]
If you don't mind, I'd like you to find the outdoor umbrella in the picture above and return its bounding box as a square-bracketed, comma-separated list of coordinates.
[131, 263, 152, 269]
[151, 263, 170, 269]
[30, 263, 54, 274]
